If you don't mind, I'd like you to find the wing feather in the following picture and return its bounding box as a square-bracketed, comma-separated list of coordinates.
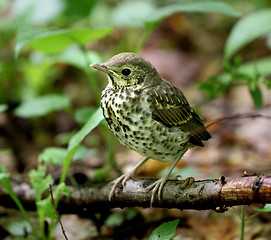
[148, 80, 211, 146]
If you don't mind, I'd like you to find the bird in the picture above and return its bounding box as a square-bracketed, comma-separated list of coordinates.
[90, 52, 211, 206]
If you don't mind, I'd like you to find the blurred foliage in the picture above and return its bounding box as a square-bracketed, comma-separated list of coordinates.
[149, 219, 180, 240]
[0, 0, 271, 239]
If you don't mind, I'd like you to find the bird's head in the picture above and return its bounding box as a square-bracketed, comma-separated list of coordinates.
[90, 52, 160, 89]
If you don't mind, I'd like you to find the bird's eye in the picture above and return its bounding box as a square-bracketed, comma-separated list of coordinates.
[121, 68, 131, 76]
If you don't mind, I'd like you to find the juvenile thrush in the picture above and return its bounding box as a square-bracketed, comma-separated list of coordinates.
[90, 52, 211, 206]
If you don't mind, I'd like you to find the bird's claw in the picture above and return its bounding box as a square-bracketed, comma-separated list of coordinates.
[146, 178, 167, 207]
[109, 174, 131, 201]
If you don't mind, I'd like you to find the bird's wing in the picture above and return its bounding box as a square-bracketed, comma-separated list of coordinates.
[148, 81, 211, 146]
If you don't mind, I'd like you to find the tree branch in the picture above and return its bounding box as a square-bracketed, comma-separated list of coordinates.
[0, 175, 270, 214]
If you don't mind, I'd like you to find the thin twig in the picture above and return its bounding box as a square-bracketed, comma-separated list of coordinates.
[49, 184, 69, 240]
[206, 113, 271, 129]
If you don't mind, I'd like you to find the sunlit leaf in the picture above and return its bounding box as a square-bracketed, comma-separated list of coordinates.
[225, 9, 271, 60]
[15, 27, 112, 57]
[149, 219, 180, 240]
[14, 94, 71, 118]
[254, 204, 271, 212]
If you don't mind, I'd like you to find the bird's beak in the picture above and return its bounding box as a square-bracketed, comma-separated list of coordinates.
[90, 63, 110, 74]
[90, 63, 120, 78]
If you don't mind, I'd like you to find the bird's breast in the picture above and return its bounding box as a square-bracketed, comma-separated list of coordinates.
[101, 87, 149, 137]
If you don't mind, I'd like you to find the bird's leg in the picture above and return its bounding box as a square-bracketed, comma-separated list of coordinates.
[146, 154, 182, 207]
[109, 156, 150, 201]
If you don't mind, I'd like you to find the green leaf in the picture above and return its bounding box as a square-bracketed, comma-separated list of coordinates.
[7, 220, 32, 236]
[52, 49, 102, 70]
[73, 145, 91, 161]
[0, 165, 37, 236]
[20, 59, 57, 95]
[29, 165, 54, 201]
[200, 56, 271, 99]
[0, 104, 7, 112]
[254, 204, 271, 212]
[75, 107, 97, 124]
[238, 56, 271, 76]
[0, 164, 10, 183]
[111, 1, 155, 27]
[249, 85, 263, 109]
[38, 147, 67, 165]
[238, 57, 271, 89]
[37, 198, 57, 219]
[0, 0, 8, 8]
[225, 9, 271, 60]
[105, 212, 125, 227]
[199, 74, 233, 99]
[147, 1, 239, 28]
[60, 107, 104, 184]
[15, 27, 112, 57]
[68, 107, 104, 151]
[55, 182, 70, 196]
[111, 1, 238, 29]
[36, 183, 69, 231]
[14, 94, 71, 118]
[149, 219, 180, 240]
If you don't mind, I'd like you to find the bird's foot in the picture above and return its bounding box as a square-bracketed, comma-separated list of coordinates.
[109, 173, 132, 201]
[146, 176, 195, 207]
[146, 177, 168, 207]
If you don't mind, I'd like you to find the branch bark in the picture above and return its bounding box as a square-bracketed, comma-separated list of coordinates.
[0, 175, 271, 214]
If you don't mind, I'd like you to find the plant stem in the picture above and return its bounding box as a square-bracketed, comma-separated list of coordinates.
[240, 205, 246, 240]
[135, 27, 152, 53]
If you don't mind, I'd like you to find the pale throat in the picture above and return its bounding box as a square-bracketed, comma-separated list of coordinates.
[107, 75, 143, 89]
